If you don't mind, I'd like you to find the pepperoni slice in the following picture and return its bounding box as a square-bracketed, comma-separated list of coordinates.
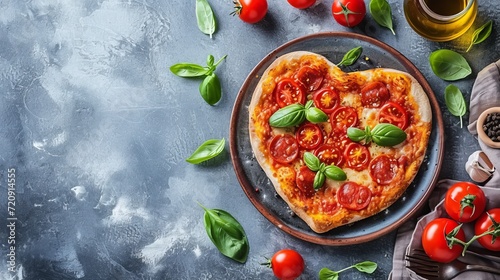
[269, 134, 299, 164]
[361, 81, 390, 108]
[370, 155, 399, 185]
[330, 106, 358, 132]
[314, 144, 344, 166]
[320, 188, 339, 215]
[274, 78, 306, 108]
[296, 66, 324, 92]
[296, 166, 316, 198]
[378, 101, 409, 130]
[344, 142, 371, 171]
[296, 123, 323, 150]
[338, 182, 372, 211]
[313, 88, 340, 114]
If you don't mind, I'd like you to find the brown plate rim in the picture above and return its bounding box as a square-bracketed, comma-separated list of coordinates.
[229, 31, 444, 246]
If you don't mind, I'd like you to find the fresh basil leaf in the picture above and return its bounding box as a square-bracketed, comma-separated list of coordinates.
[304, 152, 321, 171]
[269, 103, 306, 127]
[337, 46, 363, 67]
[347, 127, 367, 142]
[319, 268, 339, 280]
[196, 0, 216, 38]
[313, 171, 326, 190]
[444, 84, 467, 128]
[186, 138, 225, 164]
[324, 165, 346, 181]
[170, 63, 209, 77]
[466, 20, 493, 52]
[429, 49, 472, 81]
[353, 261, 378, 273]
[207, 54, 215, 67]
[305, 107, 329, 123]
[199, 73, 222, 105]
[199, 204, 249, 263]
[369, 0, 395, 35]
[371, 123, 407, 146]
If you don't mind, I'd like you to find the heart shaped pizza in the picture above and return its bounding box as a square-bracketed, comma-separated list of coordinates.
[248, 51, 432, 233]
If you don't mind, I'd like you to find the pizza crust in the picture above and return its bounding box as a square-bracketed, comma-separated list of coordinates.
[248, 51, 432, 233]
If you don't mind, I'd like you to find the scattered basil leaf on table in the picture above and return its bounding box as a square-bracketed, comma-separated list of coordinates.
[466, 20, 493, 52]
[186, 138, 225, 164]
[170, 63, 209, 77]
[319, 261, 378, 280]
[444, 84, 467, 128]
[337, 46, 363, 67]
[429, 49, 471, 81]
[195, 0, 216, 38]
[199, 203, 249, 263]
[200, 73, 221, 105]
[269, 101, 328, 127]
[347, 123, 406, 147]
[369, 0, 395, 35]
[304, 152, 346, 190]
[170, 54, 227, 105]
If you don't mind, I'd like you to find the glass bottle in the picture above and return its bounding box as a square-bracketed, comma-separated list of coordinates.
[403, 0, 477, 42]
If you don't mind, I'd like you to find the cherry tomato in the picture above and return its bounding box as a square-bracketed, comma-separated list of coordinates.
[313, 88, 340, 114]
[296, 166, 316, 198]
[369, 155, 398, 185]
[269, 134, 299, 164]
[337, 182, 372, 210]
[296, 123, 323, 150]
[314, 144, 344, 166]
[331, 0, 366, 27]
[378, 101, 409, 130]
[361, 81, 390, 108]
[274, 78, 306, 108]
[287, 0, 316, 9]
[422, 218, 465, 263]
[296, 66, 324, 92]
[475, 208, 500, 251]
[269, 249, 305, 280]
[330, 106, 358, 132]
[444, 181, 486, 223]
[233, 0, 268, 24]
[344, 142, 370, 171]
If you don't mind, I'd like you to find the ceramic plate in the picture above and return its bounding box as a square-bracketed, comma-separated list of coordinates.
[229, 32, 444, 245]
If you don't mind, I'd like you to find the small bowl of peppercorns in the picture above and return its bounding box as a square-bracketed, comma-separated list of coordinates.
[477, 107, 500, 148]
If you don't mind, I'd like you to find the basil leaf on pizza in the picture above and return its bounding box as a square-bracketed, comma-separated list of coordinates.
[249, 51, 431, 233]
[324, 165, 347, 181]
[304, 152, 321, 171]
[371, 123, 407, 146]
[269, 103, 306, 127]
[347, 124, 406, 146]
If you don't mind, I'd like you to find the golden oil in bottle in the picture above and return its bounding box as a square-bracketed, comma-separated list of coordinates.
[404, 0, 477, 42]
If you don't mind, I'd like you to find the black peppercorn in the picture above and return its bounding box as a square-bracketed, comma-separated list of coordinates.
[484, 112, 500, 142]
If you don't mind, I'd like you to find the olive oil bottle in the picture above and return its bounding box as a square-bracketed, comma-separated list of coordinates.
[403, 0, 477, 41]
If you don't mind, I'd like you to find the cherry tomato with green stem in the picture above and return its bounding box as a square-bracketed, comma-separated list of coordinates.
[421, 218, 466, 263]
[287, 0, 316, 10]
[232, 0, 268, 24]
[265, 249, 305, 280]
[331, 0, 366, 27]
[474, 208, 500, 251]
[444, 181, 486, 223]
